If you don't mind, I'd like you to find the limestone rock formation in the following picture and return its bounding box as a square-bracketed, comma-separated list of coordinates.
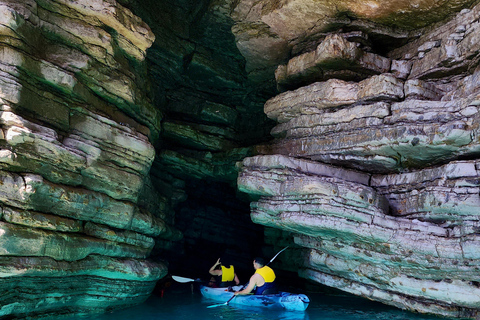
[237, 2, 480, 318]
[238, 155, 480, 318]
[0, 0, 175, 318]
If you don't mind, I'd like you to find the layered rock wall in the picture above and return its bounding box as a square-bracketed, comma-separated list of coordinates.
[0, 0, 177, 318]
[237, 2, 480, 318]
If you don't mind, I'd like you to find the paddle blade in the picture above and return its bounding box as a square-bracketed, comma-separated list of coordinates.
[172, 275, 195, 283]
[206, 294, 236, 308]
[206, 303, 227, 308]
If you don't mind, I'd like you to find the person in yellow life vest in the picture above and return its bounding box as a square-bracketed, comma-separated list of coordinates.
[208, 258, 240, 288]
[234, 257, 277, 296]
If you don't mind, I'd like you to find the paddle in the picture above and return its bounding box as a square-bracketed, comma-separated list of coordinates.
[171, 275, 198, 283]
[206, 246, 289, 308]
[267, 246, 289, 266]
[207, 294, 236, 308]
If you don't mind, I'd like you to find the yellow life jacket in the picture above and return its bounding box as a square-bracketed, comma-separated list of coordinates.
[221, 265, 235, 282]
[255, 265, 276, 283]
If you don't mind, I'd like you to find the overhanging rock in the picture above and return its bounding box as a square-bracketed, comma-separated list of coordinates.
[238, 155, 480, 318]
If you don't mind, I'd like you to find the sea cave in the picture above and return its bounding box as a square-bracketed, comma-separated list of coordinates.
[2, 0, 480, 318]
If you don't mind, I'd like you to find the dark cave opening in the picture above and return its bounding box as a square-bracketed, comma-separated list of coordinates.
[151, 179, 265, 283]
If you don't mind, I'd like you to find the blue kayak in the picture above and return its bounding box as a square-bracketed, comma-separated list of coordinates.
[200, 285, 310, 311]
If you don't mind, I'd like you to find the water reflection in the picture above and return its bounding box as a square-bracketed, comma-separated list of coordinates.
[67, 287, 453, 320]
[307, 293, 446, 320]
[208, 305, 310, 320]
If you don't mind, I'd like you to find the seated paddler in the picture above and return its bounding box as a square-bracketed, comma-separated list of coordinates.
[208, 257, 240, 288]
[234, 257, 277, 296]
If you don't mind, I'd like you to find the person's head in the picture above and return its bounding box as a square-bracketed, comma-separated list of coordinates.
[253, 257, 266, 269]
[220, 256, 232, 267]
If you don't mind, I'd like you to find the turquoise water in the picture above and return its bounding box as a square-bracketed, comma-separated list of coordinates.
[74, 285, 450, 320]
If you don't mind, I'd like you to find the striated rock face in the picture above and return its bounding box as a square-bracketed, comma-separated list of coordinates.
[0, 0, 176, 318]
[258, 24, 480, 173]
[239, 155, 480, 317]
[231, 0, 479, 85]
[237, 2, 480, 318]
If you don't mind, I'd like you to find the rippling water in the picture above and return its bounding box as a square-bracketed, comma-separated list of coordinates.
[73, 285, 451, 320]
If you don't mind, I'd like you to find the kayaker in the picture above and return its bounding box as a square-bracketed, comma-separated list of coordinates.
[234, 257, 277, 296]
[208, 257, 240, 288]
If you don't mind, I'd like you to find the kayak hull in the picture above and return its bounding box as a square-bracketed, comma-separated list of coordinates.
[200, 285, 310, 311]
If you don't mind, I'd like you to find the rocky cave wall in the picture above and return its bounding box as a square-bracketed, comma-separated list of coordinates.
[3, 0, 480, 319]
[235, 1, 480, 319]
[115, 0, 278, 280]
[0, 0, 177, 318]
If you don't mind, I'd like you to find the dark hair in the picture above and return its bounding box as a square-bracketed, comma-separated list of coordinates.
[221, 256, 231, 267]
[254, 257, 266, 266]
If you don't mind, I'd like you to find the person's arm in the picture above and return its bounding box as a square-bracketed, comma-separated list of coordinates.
[234, 274, 259, 295]
[209, 258, 222, 276]
[234, 273, 240, 285]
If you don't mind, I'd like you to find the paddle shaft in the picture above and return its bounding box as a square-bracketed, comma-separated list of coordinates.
[267, 246, 289, 265]
[225, 294, 236, 304]
[206, 294, 236, 308]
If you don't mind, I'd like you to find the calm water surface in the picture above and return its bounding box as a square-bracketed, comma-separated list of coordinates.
[73, 284, 451, 320]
